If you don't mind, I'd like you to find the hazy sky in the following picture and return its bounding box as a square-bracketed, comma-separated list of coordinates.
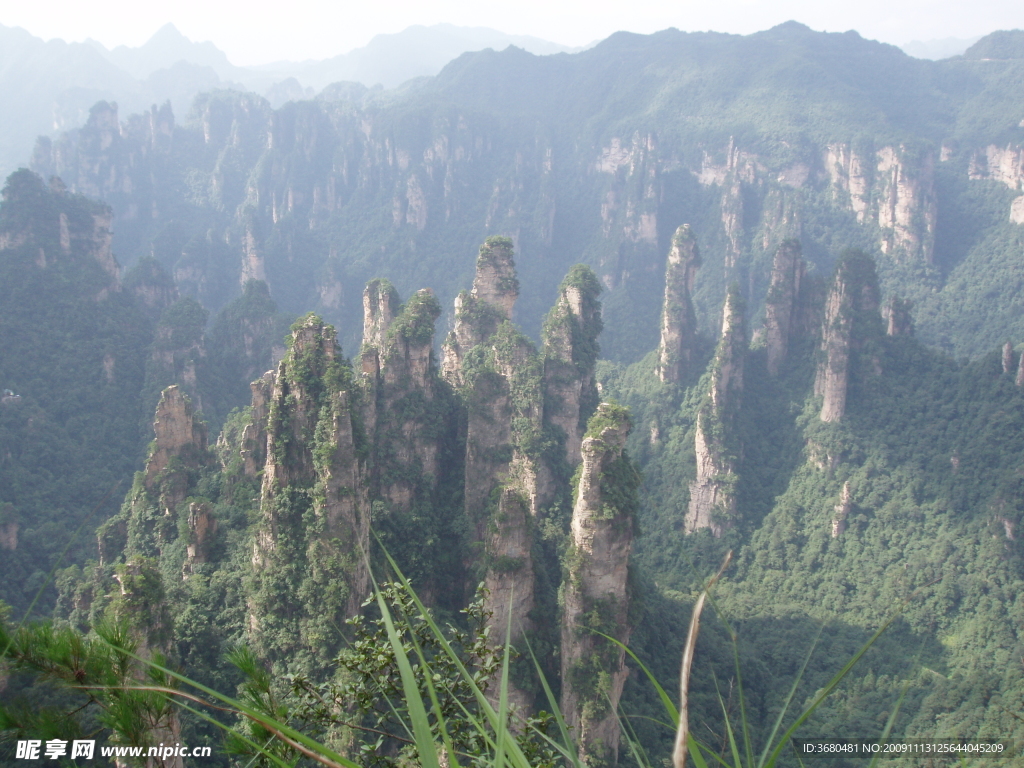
[4, 0, 1022, 65]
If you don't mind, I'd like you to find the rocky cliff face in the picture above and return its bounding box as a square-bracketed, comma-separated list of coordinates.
[443, 236, 520, 385]
[824, 143, 872, 222]
[825, 143, 937, 263]
[249, 315, 371, 661]
[542, 264, 603, 465]
[814, 251, 882, 423]
[25, 91, 973, 367]
[470, 325, 543, 712]
[106, 383, 212, 575]
[53, 234, 643, 755]
[875, 145, 936, 263]
[144, 385, 207, 499]
[594, 132, 661, 290]
[970, 143, 1024, 189]
[241, 370, 275, 476]
[657, 225, 701, 383]
[361, 279, 401, 362]
[815, 274, 853, 424]
[442, 239, 545, 712]
[686, 289, 746, 535]
[969, 143, 1024, 223]
[450, 240, 526, 531]
[29, 39, 1024, 365]
[147, 298, 208, 412]
[560, 403, 638, 767]
[361, 283, 462, 604]
[764, 239, 805, 375]
[0, 170, 122, 299]
[445, 241, 614, 716]
[884, 296, 913, 337]
[183, 501, 218, 575]
[0, 521, 17, 552]
[125, 257, 178, 319]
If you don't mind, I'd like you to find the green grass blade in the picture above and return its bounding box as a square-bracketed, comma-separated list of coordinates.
[372, 582, 442, 768]
[867, 675, 913, 768]
[386, 585, 462, 768]
[102, 649, 361, 768]
[616, 705, 653, 768]
[756, 625, 824, 768]
[592, 629, 679, 725]
[172, 697, 293, 768]
[714, 672, 744, 768]
[373, 544, 539, 767]
[730, 634, 754, 768]
[373, 546, 498, 723]
[493, 603, 514, 768]
[763, 608, 904, 768]
[526, 637, 582, 767]
[688, 733, 711, 768]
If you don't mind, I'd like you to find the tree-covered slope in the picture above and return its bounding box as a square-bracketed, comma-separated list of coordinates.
[0, 171, 150, 615]
[603, 245, 1024, 759]
[0, 171, 292, 618]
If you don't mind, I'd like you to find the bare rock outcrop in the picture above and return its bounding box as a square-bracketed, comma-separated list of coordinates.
[656, 225, 701, 383]
[149, 298, 208, 412]
[560, 403, 638, 767]
[249, 315, 371, 661]
[832, 482, 852, 537]
[764, 239, 805, 376]
[183, 502, 218, 576]
[969, 144, 1024, 222]
[464, 316, 543, 715]
[884, 296, 914, 337]
[825, 142, 872, 222]
[0, 169, 122, 298]
[686, 288, 746, 536]
[876, 145, 937, 263]
[145, 385, 208, 494]
[443, 236, 519, 385]
[825, 143, 937, 263]
[814, 251, 881, 423]
[969, 143, 1024, 189]
[240, 370, 275, 477]
[816, 284, 852, 424]
[364, 286, 445, 519]
[542, 265, 604, 465]
[593, 132, 660, 290]
[361, 278, 401, 359]
[126, 257, 178, 319]
[721, 179, 745, 269]
[0, 520, 17, 551]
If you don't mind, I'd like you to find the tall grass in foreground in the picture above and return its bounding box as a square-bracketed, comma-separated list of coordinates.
[2, 547, 906, 768]
[611, 552, 909, 768]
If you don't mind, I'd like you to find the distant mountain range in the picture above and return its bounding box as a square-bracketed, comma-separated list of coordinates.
[900, 36, 980, 59]
[0, 22, 583, 180]
[2, 19, 1000, 184]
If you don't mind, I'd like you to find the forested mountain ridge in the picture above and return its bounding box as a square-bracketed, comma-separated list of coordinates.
[7, 230, 1024, 765]
[5, 21, 1024, 767]
[26, 23, 1024, 363]
[0, 171, 291, 617]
